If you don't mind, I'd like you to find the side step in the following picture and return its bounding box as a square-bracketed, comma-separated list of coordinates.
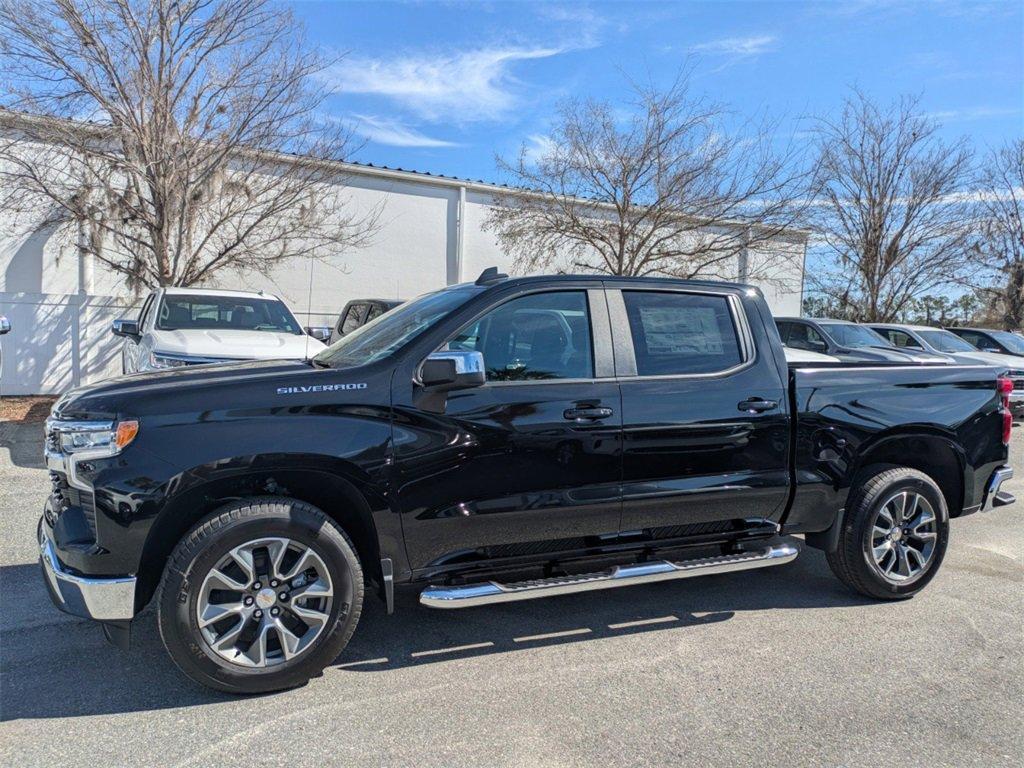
[419, 542, 799, 609]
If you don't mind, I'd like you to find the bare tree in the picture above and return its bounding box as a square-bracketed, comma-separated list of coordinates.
[484, 75, 807, 281]
[0, 0, 375, 289]
[972, 139, 1024, 330]
[806, 91, 976, 322]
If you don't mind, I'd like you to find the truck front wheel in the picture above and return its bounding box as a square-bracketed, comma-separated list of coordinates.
[157, 497, 363, 694]
[826, 467, 950, 600]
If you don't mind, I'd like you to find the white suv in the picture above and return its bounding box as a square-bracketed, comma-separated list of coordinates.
[112, 287, 325, 373]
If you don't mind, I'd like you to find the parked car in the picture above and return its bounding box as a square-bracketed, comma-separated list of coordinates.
[775, 317, 951, 363]
[869, 323, 1024, 415]
[0, 314, 9, 377]
[112, 287, 326, 373]
[329, 298, 403, 345]
[946, 327, 1024, 358]
[41, 270, 1014, 694]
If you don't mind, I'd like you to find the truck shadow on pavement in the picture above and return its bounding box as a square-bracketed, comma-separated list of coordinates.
[0, 545, 872, 721]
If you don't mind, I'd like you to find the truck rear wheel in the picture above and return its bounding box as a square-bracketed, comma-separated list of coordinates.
[157, 497, 363, 694]
[826, 467, 949, 600]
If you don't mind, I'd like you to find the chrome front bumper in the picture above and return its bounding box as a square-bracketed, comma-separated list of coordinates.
[38, 522, 136, 621]
[981, 466, 1015, 512]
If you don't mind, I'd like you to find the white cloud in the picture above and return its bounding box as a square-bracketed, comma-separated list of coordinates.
[691, 34, 777, 56]
[927, 106, 1021, 123]
[522, 134, 556, 165]
[322, 46, 567, 124]
[352, 115, 458, 148]
[537, 4, 607, 49]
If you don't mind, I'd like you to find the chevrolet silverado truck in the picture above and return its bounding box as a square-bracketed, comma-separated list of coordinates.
[39, 270, 1016, 694]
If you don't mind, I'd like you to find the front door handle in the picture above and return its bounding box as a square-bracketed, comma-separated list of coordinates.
[564, 406, 614, 422]
[738, 398, 778, 413]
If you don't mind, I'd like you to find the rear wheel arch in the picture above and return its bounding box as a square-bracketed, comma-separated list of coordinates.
[806, 431, 966, 553]
[853, 432, 966, 518]
[135, 464, 385, 612]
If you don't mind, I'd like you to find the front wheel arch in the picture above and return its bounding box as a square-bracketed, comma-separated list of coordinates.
[135, 467, 384, 613]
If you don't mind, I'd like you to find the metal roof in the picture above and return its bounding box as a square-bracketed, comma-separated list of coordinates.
[0, 108, 812, 240]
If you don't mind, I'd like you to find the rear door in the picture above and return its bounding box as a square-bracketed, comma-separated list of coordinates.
[610, 285, 791, 534]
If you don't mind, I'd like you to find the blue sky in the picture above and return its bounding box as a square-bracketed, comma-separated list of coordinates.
[294, 0, 1023, 183]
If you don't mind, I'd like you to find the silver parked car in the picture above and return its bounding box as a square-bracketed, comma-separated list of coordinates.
[870, 323, 1024, 414]
[775, 317, 951, 364]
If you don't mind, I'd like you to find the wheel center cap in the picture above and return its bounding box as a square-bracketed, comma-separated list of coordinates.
[890, 526, 903, 542]
[255, 587, 277, 609]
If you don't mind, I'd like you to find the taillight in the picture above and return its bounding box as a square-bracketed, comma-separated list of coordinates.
[998, 376, 1013, 445]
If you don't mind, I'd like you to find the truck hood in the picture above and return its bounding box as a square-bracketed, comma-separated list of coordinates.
[837, 346, 949, 364]
[880, 347, 953, 364]
[150, 328, 325, 360]
[51, 357, 382, 421]
[784, 347, 841, 363]
[947, 350, 1024, 371]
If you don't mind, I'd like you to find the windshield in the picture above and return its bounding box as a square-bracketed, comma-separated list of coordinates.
[819, 322, 890, 348]
[156, 294, 302, 334]
[918, 330, 976, 353]
[987, 330, 1024, 354]
[314, 285, 481, 368]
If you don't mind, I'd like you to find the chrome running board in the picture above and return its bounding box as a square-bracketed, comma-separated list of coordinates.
[419, 543, 799, 609]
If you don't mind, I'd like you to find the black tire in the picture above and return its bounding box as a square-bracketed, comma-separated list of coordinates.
[826, 466, 949, 600]
[157, 497, 363, 694]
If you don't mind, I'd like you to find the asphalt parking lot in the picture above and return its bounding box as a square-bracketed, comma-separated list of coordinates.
[1, 414, 1022, 768]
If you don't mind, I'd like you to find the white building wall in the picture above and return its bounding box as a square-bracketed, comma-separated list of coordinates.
[0, 160, 806, 395]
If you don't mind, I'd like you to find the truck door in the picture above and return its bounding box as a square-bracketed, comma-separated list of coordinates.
[392, 286, 622, 572]
[609, 286, 790, 534]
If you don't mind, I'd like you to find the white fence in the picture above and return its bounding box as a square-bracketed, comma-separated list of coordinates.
[0, 291, 343, 396]
[0, 292, 130, 396]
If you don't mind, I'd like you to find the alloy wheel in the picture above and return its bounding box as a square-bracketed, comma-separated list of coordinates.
[869, 491, 938, 582]
[196, 537, 334, 668]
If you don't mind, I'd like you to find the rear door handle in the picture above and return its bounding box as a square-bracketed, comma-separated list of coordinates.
[738, 398, 778, 413]
[564, 406, 614, 421]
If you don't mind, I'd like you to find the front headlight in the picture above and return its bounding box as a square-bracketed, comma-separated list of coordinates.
[49, 420, 139, 455]
[149, 351, 190, 369]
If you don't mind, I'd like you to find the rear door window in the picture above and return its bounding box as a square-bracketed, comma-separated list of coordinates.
[621, 291, 744, 376]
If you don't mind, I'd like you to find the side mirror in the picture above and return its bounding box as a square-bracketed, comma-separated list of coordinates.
[809, 340, 828, 353]
[305, 326, 331, 342]
[111, 318, 140, 339]
[0, 316, 10, 335]
[415, 350, 485, 413]
[420, 350, 486, 389]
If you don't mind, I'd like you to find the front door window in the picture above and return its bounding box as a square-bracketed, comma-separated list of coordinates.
[449, 291, 594, 381]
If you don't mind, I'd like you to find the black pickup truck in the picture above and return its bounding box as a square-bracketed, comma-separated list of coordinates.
[39, 270, 1016, 693]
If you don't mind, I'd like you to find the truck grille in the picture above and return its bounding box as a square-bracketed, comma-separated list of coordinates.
[45, 426, 61, 453]
[1008, 370, 1024, 390]
[48, 471, 97, 535]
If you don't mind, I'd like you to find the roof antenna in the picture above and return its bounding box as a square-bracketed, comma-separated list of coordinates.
[475, 266, 508, 286]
